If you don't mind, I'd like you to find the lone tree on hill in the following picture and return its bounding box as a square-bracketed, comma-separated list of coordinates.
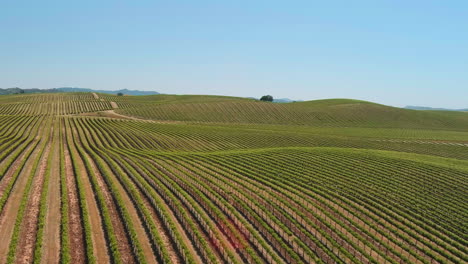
[260, 95, 273, 102]
[117, 92, 124, 96]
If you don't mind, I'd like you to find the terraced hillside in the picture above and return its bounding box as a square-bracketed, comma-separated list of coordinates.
[0, 93, 466, 264]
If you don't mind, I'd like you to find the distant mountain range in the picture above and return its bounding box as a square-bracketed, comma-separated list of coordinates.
[2, 88, 304, 103]
[273, 98, 303, 103]
[0, 87, 159, 96]
[245, 97, 303, 103]
[405, 106, 468, 112]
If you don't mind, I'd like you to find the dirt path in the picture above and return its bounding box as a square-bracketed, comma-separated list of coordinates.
[15, 127, 53, 264]
[0, 123, 46, 264]
[42, 121, 61, 264]
[92, 93, 99, 99]
[96, 110, 183, 124]
[100, 110, 141, 120]
[62, 144, 86, 263]
[110, 101, 118, 109]
[66, 125, 110, 263]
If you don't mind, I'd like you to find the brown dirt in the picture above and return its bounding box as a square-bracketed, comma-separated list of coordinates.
[15, 135, 52, 264]
[65, 126, 109, 263]
[110, 101, 118, 109]
[77, 110, 133, 120]
[72, 110, 184, 125]
[92, 93, 99, 100]
[62, 145, 86, 263]
[100, 110, 183, 124]
[42, 124, 61, 264]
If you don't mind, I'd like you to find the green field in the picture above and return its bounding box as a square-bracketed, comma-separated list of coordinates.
[0, 92, 466, 264]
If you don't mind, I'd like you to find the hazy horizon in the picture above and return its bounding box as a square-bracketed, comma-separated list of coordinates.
[2, 1, 467, 108]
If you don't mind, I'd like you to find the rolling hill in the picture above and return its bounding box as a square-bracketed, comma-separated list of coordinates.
[0, 92, 466, 264]
[110, 95, 468, 130]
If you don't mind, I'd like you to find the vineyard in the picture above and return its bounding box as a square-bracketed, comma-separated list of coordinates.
[0, 93, 466, 264]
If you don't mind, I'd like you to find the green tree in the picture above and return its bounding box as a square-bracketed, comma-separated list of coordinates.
[117, 92, 124, 96]
[260, 95, 273, 102]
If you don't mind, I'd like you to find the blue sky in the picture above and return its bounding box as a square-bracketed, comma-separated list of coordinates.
[1, 0, 467, 108]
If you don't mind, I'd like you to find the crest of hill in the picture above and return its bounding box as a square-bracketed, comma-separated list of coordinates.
[1, 92, 466, 130]
[115, 95, 468, 130]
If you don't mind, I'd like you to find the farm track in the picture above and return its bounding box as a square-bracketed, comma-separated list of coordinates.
[110, 101, 118, 109]
[14, 126, 52, 264]
[0, 93, 466, 264]
[42, 119, 61, 264]
[64, 121, 110, 263]
[62, 140, 87, 263]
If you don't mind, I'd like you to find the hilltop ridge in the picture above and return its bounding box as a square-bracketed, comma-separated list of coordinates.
[1, 92, 467, 130]
[110, 94, 468, 130]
